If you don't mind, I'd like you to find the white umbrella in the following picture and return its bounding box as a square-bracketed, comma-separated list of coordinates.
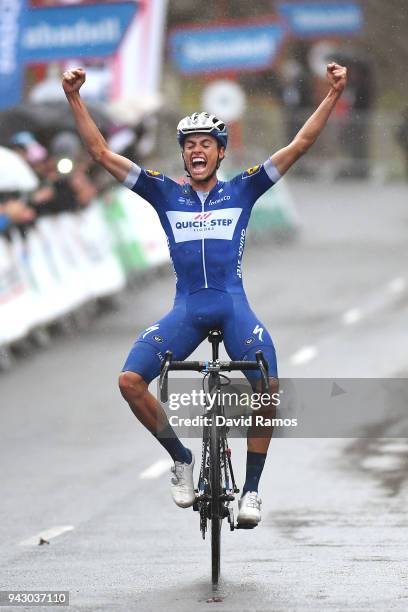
[0, 147, 39, 192]
[107, 94, 161, 126]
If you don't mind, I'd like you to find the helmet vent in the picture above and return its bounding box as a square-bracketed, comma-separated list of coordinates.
[177, 111, 228, 149]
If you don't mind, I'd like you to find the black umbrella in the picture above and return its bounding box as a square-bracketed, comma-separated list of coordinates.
[0, 101, 115, 146]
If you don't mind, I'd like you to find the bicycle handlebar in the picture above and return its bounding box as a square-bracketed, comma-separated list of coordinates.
[159, 350, 270, 402]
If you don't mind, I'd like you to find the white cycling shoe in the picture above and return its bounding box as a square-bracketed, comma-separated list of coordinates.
[237, 491, 262, 527]
[170, 452, 195, 508]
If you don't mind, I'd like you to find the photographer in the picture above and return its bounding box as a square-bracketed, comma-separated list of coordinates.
[0, 197, 36, 233]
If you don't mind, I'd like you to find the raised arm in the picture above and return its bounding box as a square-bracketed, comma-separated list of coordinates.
[271, 62, 347, 176]
[62, 68, 132, 183]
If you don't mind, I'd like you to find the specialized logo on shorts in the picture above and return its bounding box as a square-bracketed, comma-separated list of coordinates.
[245, 337, 254, 345]
[144, 169, 164, 181]
[153, 335, 163, 343]
[242, 165, 261, 179]
[142, 324, 160, 339]
[253, 325, 263, 341]
[166, 208, 243, 243]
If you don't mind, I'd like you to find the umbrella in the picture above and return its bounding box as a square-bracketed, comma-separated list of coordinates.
[0, 147, 39, 192]
[0, 101, 115, 146]
[107, 94, 161, 126]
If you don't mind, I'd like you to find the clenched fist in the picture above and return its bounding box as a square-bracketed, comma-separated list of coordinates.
[326, 62, 347, 94]
[62, 68, 86, 95]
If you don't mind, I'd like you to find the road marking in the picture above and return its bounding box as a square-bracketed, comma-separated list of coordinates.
[290, 346, 318, 365]
[285, 276, 408, 375]
[340, 278, 406, 327]
[140, 459, 172, 480]
[361, 455, 403, 472]
[379, 442, 408, 453]
[388, 277, 406, 294]
[342, 307, 362, 325]
[20, 525, 74, 546]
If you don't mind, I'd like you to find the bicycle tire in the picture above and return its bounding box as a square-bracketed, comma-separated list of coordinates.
[210, 413, 222, 586]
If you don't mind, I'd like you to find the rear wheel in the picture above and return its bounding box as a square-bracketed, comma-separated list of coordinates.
[210, 415, 221, 586]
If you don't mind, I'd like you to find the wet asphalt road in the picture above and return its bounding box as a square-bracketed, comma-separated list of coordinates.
[0, 179, 408, 611]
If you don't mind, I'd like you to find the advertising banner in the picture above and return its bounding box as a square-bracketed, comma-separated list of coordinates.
[21, 1, 138, 62]
[277, 2, 362, 37]
[0, 0, 27, 109]
[170, 21, 286, 75]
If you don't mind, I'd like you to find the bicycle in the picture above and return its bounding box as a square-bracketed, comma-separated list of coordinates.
[159, 329, 269, 587]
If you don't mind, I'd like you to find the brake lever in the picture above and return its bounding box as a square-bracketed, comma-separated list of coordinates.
[159, 350, 172, 403]
[255, 350, 270, 394]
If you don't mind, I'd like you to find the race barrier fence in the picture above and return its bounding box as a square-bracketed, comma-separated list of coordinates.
[0, 181, 298, 367]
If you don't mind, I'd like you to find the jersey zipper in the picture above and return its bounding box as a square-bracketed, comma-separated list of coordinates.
[201, 197, 208, 289]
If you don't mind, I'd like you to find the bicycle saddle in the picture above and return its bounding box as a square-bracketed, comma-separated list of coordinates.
[208, 329, 223, 344]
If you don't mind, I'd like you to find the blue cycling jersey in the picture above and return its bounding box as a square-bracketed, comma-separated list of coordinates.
[123, 159, 280, 296]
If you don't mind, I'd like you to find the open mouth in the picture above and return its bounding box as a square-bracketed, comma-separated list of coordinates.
[191, 157, 207, 172]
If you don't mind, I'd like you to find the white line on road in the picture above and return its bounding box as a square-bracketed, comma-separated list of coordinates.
[19, 525, 74, 546]
[286, 276, 408, 376]
[378, 442, 408, 454]
[388, 277, 406, 294]
[139, 459, 172, 480]
[290, 346, 318, 365]
[340, 277, 406, 327]
[361, 455, 404, 472]
[342, 307, 362, 325]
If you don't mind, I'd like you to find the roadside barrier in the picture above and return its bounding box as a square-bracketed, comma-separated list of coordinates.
[0, 179, 298, 368]
[0, 187, 169, 367]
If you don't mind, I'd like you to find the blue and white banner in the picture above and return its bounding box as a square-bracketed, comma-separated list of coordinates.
[21, 2, 138, 62]
[0, 0, 27, 109]
[277, 2, 362, 37]
[170, 22, 286, 75]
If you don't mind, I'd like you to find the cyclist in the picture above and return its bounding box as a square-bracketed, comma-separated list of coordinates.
[62, 62, 347, 526]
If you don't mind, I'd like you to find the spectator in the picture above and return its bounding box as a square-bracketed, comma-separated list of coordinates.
[0, 198, 35, 233]
[10, 131, 83, 215]
[50, 131, 97, 206]
[30, 155, 82, 215]
[281, 58, 314, 142]
[10, 132, 58, 214]
[336, 56, 375, 179]
[396, 107, 408, 179]
[9, 132, 48, 166]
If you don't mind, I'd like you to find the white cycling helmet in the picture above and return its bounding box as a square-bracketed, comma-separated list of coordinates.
[177, 112, 228, 149]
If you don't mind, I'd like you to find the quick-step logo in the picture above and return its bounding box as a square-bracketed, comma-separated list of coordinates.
[166, 208, 242, 243]
[236, 228, 246, 278]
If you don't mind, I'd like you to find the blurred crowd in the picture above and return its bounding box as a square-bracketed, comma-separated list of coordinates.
[0, 130, 99, 236]
[396, 107, 408, 179]
[277, 43, 375, 179]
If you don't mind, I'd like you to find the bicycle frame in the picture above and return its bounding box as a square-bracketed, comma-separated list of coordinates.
[159, 329, 269, 586]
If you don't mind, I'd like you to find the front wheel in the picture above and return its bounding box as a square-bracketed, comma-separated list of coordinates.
[210, 415, 222, 586]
